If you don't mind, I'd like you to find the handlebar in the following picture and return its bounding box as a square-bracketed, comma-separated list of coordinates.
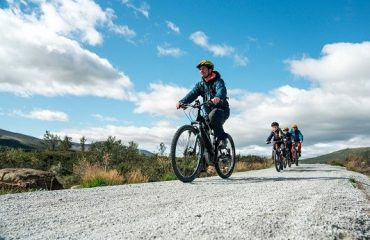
[180, 100, 216, 110]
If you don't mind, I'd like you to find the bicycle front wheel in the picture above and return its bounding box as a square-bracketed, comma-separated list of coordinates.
[287, 153, 292, 168]
[274, 152, 281, 172]
[215, 134, 236, 179]
[170, 125, 204, 182]
[283, 155, 287, 169]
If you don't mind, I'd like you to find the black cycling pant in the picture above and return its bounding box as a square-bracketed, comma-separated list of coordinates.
[208, 107, 230, 141]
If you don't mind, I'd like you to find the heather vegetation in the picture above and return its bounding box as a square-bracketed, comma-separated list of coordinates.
[304, 147, 370, 177]
[344, 155, 370, 176]
[0, 131, 271, 192]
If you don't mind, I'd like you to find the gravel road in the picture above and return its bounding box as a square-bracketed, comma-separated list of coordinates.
[1, 164, 370, 240]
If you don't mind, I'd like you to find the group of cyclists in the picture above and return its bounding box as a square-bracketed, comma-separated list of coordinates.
[176, 59, 304, 160]
[266, 121, 304, 165]
[175, 60, 303, 181]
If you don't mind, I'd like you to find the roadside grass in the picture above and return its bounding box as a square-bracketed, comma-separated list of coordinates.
[345, 155, 370, 177]
[76, 161, 124, 188]
[126, 169, 149, 184]
[329, 159, 345, 167]
[348, 177, 357, 188]
[160, 172, 177, 181]
[0, 187, 43, 196]
[235, 155, 272, 172]
[1, 151, 272, 193]
[235, 160, 273, 172]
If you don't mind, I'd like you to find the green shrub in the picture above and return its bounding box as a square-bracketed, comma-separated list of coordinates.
[81, 176, 108, 188]
[160, 172, 177, 181]
[329, 159, 345, 167]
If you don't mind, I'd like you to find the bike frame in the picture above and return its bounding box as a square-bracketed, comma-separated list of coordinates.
[189, 100, 217, 163]
[291, 141, 299, 164]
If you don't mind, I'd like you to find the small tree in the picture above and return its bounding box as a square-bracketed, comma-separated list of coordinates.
[80, 136, 87, 152]
[60, 136, 72, 151]
[158, 142, 167, 156]
[42, 131, 60, 151]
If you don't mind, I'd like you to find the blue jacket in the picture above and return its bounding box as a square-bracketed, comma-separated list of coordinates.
[283, 132, 292, 143]
[180, 71, 228, 114]
[290, 129, 303, 142]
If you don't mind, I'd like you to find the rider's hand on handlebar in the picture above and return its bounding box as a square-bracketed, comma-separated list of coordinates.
[266, 141, 271, 144]
[176, 102, 183, 109]
[211, 97, 221, 105]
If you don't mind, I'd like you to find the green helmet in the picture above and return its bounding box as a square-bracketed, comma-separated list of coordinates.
[196, 60, 214, 70]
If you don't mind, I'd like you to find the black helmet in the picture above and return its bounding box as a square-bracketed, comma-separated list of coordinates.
[196, 60, 214, 70]
[271, 122, 279, 127]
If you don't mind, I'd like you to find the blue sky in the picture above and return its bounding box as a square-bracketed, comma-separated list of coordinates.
[1, 0, 370, 157]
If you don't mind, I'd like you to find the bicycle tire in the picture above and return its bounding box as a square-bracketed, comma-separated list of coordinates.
[283, 153, 287, 168]
[274, 151, 281, 172]
[170, 125, 204, 182]
[214, 133, 236, 179]
[295, 151, 299, 166]
[287, 152, 292, 168]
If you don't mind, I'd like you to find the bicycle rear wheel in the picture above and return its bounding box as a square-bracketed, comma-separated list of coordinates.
[274, 152, 281, 172]
[215, 134, 236, 179]
[283, 154, 287, 169]
[295, 151, 299, 166]
[287, 152, 292, 168]
[170, 125, 203, 182]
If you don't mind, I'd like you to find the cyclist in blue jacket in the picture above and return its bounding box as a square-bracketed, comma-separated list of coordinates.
[176, 60, 230, 148]
[290, 123, 304, 156]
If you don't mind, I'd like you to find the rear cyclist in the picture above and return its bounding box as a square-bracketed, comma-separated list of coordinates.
[266, 122, 285, 160]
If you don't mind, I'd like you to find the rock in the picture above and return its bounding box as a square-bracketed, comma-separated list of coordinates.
[0, 168, 63, 190]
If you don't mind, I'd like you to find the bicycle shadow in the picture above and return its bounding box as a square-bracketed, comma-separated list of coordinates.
[284, 169, 340, 173]
[195, 175, 349, 185]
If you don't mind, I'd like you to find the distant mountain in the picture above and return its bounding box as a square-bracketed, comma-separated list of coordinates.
[0, 129, 154, 155]
[0, 129, 44, 150]
[303, 147, 370, 164]
[139, 149, 155, 157]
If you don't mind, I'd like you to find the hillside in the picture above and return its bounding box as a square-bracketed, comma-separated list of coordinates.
[303, 147, 370, 164]
[0, 129, 44, 150]
[0, 129, 154, 155]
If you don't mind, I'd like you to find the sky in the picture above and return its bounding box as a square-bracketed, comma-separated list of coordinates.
[1, 0, 370, 158]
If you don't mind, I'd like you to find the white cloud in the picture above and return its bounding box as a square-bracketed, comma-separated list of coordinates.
[157, 45, 185, 57]
[134, 83, 189, 118]
[287, 41, 370, 95]
[189, 31, 248, 67]
[0, 6, 134, 99]
[39, 0, 106, 45]
[36, 0, 135, 45]
[233, 54, 249, 66]
[166, 21, 180, 34]
[13, 109, 69, 122]
[189, 31, 234, 57]
[92, 114, 118, 122]
[223, 42, 370, 157]
[122, 0, 150, 19]
[130, 42, 370, 157]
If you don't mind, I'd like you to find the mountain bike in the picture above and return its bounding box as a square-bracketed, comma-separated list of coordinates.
[292, 142, 300, 166]
[170, 100, 236, 183]
[267, 142, 284, 172]
[283, 139, 292, 168]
